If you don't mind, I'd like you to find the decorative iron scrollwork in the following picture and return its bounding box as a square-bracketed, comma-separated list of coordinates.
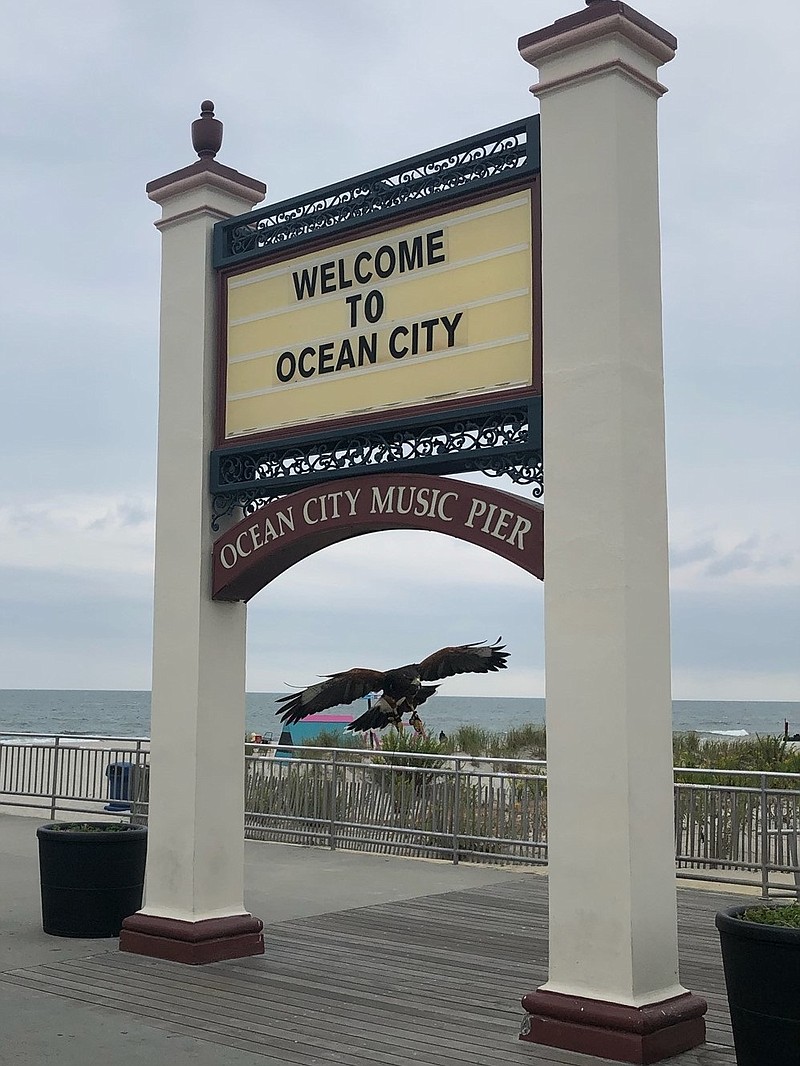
[217, 413, 529, 485]
[211, 490, 269, 531]
[210, 400, 543, 529]
[214, 116, 539, 269]
[475, 456, 544, 496]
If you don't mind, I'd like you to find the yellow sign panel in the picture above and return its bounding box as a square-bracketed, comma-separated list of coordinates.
[224, 189, 534, 439]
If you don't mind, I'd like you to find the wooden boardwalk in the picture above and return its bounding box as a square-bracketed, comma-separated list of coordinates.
[1, 874, 738, 1064]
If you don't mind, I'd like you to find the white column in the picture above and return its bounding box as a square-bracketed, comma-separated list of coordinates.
[137, 124, 264, 926]
[520, 8, 683, 1006]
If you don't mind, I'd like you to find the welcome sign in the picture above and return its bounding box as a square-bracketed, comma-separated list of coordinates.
[222, 189, 535, 440]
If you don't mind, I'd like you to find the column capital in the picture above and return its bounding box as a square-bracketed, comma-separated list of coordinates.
[519, 2, 677, 99]
[146, 157, 266, 205]
[146, 100, 266, 224]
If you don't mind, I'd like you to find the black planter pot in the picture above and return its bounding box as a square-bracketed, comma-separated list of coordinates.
[37, 822, 147, 938]
[715, 904, 800, 1066]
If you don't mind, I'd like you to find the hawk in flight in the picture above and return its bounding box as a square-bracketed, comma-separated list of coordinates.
[275, 640, 509, 734]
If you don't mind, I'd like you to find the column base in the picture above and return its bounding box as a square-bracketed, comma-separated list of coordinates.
[519, 988, 707, 1065]
[119, 912, 264, 965]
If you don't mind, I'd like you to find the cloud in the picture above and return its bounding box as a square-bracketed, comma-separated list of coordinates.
[670, 539, 716, 568]
[670, 530, 797, 587]
[672, 669, 800, 704]
[86, 500, 153, 532]
[0, 495, 155, 580]
[704, 538, 793, 578]
[0, 0, 797, 705]
[671, 583, 800, 677]
[0, 565, 153, 690]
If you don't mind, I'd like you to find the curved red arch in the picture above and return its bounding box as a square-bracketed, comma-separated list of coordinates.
[212, 473, 543, 602]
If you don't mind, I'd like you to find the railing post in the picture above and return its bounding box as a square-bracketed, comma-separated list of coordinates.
[760, 773, 770, 900]
[452, 757, 461, 865]
[329, 749, 338, 850]
[49, 736, 60, 821]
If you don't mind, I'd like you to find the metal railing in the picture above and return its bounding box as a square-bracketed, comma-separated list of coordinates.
[0, 733, 149, 819]
[2, 733, 798, 897]
[674, 767, 800, 897]
[244, 745, 548, 866]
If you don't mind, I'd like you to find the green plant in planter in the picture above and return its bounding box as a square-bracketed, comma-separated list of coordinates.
[50, 821, 132, 832]
[716, 901, 800, 1066]
[739, 903, 800, 929]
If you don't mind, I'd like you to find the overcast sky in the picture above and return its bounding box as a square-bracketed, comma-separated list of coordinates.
[1, 1, 798, 701]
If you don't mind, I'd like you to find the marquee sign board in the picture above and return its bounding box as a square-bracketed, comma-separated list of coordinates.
[223, 190, 535, 440]
[210, 116, 541, 525]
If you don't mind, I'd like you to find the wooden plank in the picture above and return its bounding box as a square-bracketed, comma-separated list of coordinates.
[13, 960, 529, 1066]
[1, 873, 738, 1066]
[98, 953, 526, 1029]
[0, 969, 450, 1066]
[61, 952, 527, 1038]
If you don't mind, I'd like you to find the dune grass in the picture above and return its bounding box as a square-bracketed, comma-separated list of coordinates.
[446, 726, 797, 775]
[445, 723, 547, 760]
[673, 731, 800, 784]
[284, 723, 798, 778]
[294, 723, 548, 761]
[372, 727, 449, 770]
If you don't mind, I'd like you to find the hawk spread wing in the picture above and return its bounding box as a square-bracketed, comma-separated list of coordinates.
[417, 639, 508, 681]
[275, 667, 386, 725]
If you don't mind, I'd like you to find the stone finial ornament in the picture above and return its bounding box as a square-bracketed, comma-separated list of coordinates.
[191, 100, 223, 159]
[146, 97, 265, 201]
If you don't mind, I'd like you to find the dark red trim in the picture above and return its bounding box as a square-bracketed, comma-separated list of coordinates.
[120, 912, 264, 965]
[212, 473, 543, 602]
[520, 989, 706, 1065]
[531, 177, 542, 395]
[146, 157, 266, 198]
[214, 175, 541, 449]
[518, 2, 677, 54]
[215, 266, 228, 455]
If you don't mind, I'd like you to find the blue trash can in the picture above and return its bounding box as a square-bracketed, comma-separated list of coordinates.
[276, 729, 294, 759]
[104, 762, 133, 812]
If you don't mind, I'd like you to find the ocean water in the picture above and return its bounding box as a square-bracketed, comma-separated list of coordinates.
[0, 689, 798, 742]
